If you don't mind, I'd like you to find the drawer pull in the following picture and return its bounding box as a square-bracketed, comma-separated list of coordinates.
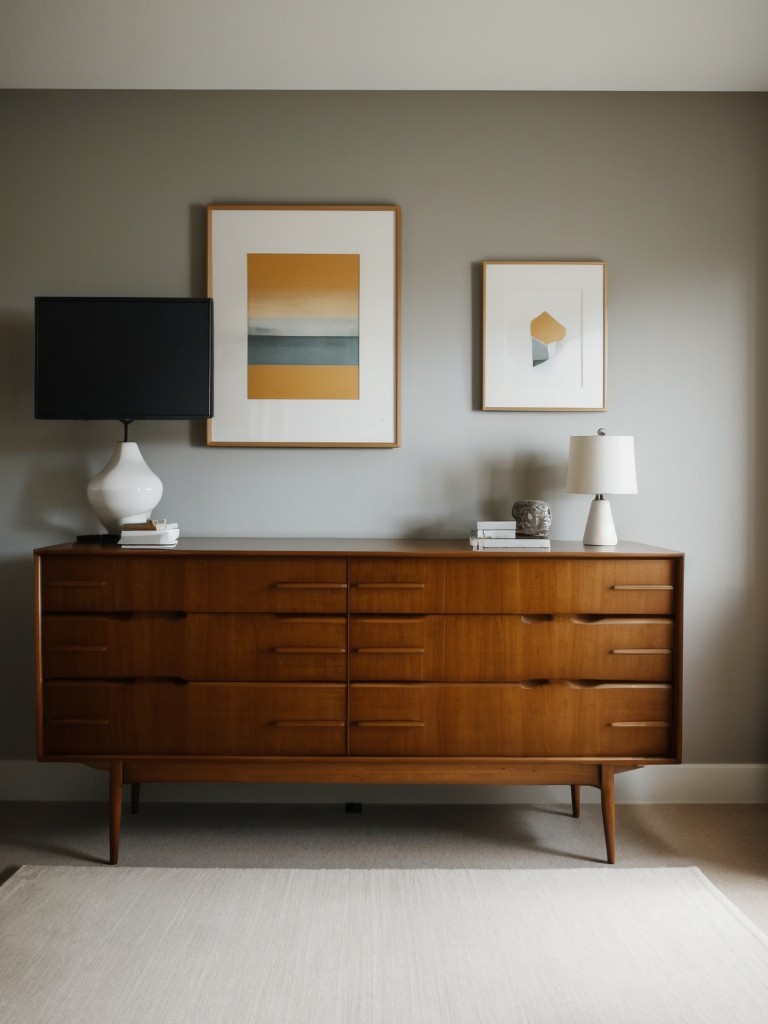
[47, 717, 109, 726]
[352, 720, 425, 728]
[572, 615, 670, 625]
[354, 647, 425, 655]
[577, 681, 669, 690]
[274, 583, 347, 590]
[46, 580, 108, 588]
[356, 616, 427, 623]
[277, 616, 346, 624]
[274, 647, 346, 654]
[271, 720, 345, 728]
[354, 583, 425, 590]
[609, 721, 671, 728]
[611, 648, 672, 655]
[48, 644, 109, 653]
[612, 585, 673, 591]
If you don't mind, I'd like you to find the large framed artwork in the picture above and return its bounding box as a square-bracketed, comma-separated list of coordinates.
[207, 204, 401, 446]
[482, 261, 606, 412]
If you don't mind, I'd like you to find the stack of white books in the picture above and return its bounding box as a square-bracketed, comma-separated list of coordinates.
[119, 521, 180, 548]
[470, 521, 550, 550]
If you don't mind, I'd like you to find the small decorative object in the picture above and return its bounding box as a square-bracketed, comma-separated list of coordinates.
[511, 500, 552, 538]
[566, 429, 638, 546]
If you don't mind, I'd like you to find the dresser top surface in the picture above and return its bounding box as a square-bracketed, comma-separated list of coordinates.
[35, 538, 682, 558]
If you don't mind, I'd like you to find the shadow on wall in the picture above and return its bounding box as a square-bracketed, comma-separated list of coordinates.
[21, 461, 93, 537]
[401, 453, 568, 540]
[0, 309, 92, 536]
[483, 454, 567, 526]
[0, 310, 34, 437]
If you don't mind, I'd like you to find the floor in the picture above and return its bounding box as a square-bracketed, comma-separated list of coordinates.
[1, 800, 767, 930]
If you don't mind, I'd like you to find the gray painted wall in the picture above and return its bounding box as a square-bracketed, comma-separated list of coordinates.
[2, 90, 767, 768]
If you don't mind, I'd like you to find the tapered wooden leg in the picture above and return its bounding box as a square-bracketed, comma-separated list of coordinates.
[599, 765, 616, 864]
[109, 761, 123, 865]
[570, 785, 581, 818]
[131, 782, 141, 815]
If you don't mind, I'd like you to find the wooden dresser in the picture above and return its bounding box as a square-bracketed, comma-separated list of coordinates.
[34, 539, 683, 864]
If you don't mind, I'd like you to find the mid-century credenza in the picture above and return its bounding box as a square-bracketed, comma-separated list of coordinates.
[34, 538, 683, 864]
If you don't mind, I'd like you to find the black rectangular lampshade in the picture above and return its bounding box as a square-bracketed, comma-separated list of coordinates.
[35, 297, 214, 421]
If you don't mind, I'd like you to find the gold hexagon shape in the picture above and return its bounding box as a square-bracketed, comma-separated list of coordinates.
[530, 311, 566, 344]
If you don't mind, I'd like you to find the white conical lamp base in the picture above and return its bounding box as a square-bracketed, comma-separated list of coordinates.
[87, 441, 163, 534]
[582, 497, 618, 546]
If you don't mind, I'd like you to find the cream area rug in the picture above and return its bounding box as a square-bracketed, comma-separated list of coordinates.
[1, 866, 767, 1023]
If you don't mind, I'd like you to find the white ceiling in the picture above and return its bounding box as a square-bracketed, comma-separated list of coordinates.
[2, 0, 767, 91]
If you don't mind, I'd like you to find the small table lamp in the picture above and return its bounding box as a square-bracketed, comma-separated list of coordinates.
[566, 430, 637, 546]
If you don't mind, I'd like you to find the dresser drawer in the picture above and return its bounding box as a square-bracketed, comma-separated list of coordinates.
[349, 682, 674, 758]
[41, 614, 187, 679]
[42, 681, 347, 757]
[186, 614, 346, 681]
[41, 612, 347, 682]
[349, 616, 445, 680]
[446, 615, 674, 681]
[450, 681, 674, 757]
[349, 684, 435, 756]
[185, 558, 348, 613]
[39, 556, 187, 612]
[349, 559, 446, 613]
[445, 558, 677, 615]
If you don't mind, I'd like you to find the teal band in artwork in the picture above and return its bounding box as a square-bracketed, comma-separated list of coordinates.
[248, 336, 359, 366]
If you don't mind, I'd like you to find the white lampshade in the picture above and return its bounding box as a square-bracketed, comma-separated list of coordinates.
[566, 433, 637, 496]
[566, 431, 637, 546]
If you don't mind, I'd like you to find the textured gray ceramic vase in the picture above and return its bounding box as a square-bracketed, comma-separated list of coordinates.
[511, 500, 552, 538]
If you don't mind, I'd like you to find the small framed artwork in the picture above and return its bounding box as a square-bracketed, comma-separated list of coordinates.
[207, 204, 401, 446]
[482, 261, 606, 411]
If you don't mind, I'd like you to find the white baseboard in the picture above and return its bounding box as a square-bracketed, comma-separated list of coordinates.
[1, 761, 767, 804]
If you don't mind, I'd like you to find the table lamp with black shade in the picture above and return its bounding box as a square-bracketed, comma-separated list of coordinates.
[35, 297, 213, 542]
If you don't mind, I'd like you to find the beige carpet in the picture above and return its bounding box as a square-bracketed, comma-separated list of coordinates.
[1, 866, 767, 1023]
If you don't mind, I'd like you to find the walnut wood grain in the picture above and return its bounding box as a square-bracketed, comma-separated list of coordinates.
[34, 540, 684, 865]
[43, 682, 347, 757]
[349, 682, 673, 758]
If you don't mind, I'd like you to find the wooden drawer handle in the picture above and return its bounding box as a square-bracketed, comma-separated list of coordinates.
[354, 583, 425, 590]
[572, 615, 671, 625]
[612, 584, 673, 591]
[352, 720, 425, 728]
[48, 645, 109, 653]
[277, 616, 346, 624]
[274, 583, 347, 590]
[47, 717, 109, 726]
[354, 647, 425, 655]
[45, 580, 108, 588]
[611, 648, 672, 655]
[274, 647, 346, 654]
[573, 681, 669, 690]
[271, 720, 345, 728]
[610, 721, 671, 728]
[354, 616, 427, 623]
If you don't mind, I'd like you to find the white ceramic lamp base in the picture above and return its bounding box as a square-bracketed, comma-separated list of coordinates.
[87, 441, 163, 535]
[582, 496, 618, 546]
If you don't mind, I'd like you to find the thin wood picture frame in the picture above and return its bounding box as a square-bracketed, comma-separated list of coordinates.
[482, 261, 606, 412]
[207, 204, 401, 447]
